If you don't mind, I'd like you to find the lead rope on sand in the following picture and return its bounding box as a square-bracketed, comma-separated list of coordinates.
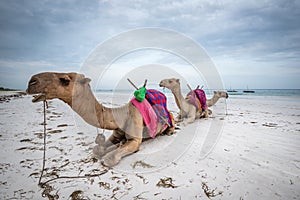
[37, 101, 108, 191]
[38, 100, 48, 186]
[225, 99, 228, 116]
[96, 107, 106, 141]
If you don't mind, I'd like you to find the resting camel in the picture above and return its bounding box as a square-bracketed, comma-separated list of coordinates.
[159, 78, 228, 123]
[26, 72, 174, 167]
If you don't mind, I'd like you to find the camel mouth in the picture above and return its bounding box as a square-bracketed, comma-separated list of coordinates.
[160, 85, 166, 90]
[32, 93, 46, 103]
[159, 83, 165, 89]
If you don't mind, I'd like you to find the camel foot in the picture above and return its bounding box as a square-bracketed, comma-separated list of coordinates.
[95, 134, 106, 145]
[200, 109, 210, 118]
[165, 126, 175, 136]
[92, 145, 105, 159]
[102, 151, 121, 167]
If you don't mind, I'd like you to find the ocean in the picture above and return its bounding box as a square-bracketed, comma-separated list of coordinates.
[96, 89, 300, 97]
[224, 89, 300, 97]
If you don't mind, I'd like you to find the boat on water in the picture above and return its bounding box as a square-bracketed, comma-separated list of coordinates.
[227, 86, 238, 93]
[243, 90, 255, 93]
[227, 89, 238, 92]
[243, 86, 255, 93]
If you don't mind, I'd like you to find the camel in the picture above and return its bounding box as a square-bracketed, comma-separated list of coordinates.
[159, 78, 228, 123]
[207, 91, 229, 107]
[26, 72, 174, 167]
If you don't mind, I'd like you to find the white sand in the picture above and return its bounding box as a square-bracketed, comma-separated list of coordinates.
[0, 92, 299, 199]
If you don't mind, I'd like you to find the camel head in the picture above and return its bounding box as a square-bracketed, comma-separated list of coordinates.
[213, 91, 229, 99]
[159, 78, 180, 90]
[26, 72, 91, 103]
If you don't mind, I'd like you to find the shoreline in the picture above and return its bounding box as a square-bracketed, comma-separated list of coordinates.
[0, 91, 27, 103]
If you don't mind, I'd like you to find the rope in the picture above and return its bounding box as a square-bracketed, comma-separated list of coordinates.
[37, 100, 108, 190]
[225, 99, 228, 116]
[40, 170, 108, 186]
[102, 107, 106, 134]
[38, 100, 48, 186]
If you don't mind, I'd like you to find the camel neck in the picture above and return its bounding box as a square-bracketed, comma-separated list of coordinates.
[62, 88, 118, 130]
[207, 94, 219, 107]
[172, 86, 185, 109]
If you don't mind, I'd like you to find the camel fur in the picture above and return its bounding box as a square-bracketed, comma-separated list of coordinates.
[26, 72, 174, 167]
[159, 78, 228, 123]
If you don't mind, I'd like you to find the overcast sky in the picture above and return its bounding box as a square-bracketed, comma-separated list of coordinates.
[0, 0, 299, 89]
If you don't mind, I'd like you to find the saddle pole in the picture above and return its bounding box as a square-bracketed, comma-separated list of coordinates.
[127, 78, 139, 90]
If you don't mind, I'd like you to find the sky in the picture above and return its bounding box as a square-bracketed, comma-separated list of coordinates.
[0, 0, 299, 90]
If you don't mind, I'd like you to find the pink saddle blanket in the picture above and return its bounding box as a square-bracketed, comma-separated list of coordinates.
[187, 89, 208, 111]
[131, 98, 158, 138]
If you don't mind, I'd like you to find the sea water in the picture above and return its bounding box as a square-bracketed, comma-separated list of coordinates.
[96, 89, 300, 97]
[225, 89, 300, 97]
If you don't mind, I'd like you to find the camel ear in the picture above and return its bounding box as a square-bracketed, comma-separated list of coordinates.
[59, 75, 71, 86]
[80, 78, 91, 85]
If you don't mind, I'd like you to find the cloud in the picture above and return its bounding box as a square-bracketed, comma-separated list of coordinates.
[0, 59, 78, 89]
[0, 0, 299, 89]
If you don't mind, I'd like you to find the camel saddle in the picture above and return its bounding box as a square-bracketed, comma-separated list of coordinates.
[145, 89, 174, 127]
[187, 89, 208, 112]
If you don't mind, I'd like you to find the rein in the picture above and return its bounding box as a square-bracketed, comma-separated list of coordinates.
[38, 100, 48, 185]
[37, 100, 108, 191]
[225, 99, 228, 116]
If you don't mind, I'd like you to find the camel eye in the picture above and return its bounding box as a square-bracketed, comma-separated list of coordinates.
[169, 80, 172, 83]
[59, 77, 70, 86]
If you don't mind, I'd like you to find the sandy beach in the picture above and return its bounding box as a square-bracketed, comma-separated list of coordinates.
[0, 91, 299, 199]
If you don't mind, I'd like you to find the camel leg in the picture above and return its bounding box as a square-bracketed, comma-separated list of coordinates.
[199, 109, 211, 118]
[185, 116, 195, 124]
[208, 109, 212, 115]
[196, 111, 202, 119]
[175, 113, 182, 123]
[102, 137, 142, 167]
[93, 130, 125, 159]
[182, 116, 194, 125]
[182, 107, 196, 125]
[164, 116, 176, 136]
[102, 114, 143, 167]
[204, 109, 209, 118]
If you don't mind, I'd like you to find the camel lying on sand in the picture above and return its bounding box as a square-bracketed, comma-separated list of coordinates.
[26, 72, 174, 167]
[159, 78, 228, 124]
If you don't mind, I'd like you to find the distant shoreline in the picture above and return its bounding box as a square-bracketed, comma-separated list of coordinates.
[0, 87, 19, 91]
[0, 90, 26, 103]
